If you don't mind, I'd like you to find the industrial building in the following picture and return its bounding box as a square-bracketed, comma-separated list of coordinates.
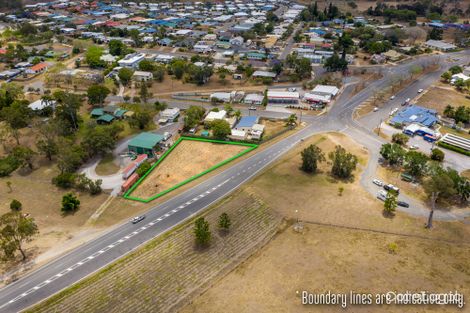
[390, 105, 438, 128]
[128, 132, 165, 157]
[267, 90, 299, 106]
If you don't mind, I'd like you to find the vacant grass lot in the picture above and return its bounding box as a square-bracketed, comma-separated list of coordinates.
[416, 86, 470, 114]
[130, 139, 249, 199]
[0, 163, 111, 275]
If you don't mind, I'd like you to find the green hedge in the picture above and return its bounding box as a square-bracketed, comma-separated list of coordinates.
[437, 141, 470, 156]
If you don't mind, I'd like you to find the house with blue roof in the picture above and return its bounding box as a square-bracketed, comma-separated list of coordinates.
[234, 116, 259, 132]
[390, 105, 438, 128]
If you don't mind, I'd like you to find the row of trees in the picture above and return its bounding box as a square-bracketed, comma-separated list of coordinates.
[301, 144, 358, 179]
[194, 213, 231, 248]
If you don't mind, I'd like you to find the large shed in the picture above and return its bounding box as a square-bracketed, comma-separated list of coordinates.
[128, 132, 164, 157]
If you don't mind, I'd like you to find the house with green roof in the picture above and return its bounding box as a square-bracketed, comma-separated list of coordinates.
[97, 114, 115, 124]
[128, 132, 164, 157]
[90, 105, 128, 124]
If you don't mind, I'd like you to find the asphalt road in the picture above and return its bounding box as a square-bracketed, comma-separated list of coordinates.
[1, 51, 469, 312]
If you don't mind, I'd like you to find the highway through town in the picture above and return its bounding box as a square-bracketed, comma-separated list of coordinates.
[0, 51, 469, 312]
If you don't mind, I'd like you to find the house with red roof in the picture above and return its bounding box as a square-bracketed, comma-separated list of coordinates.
[26, 62, 48, 75]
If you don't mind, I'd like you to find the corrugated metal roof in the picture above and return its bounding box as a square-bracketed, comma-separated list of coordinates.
[128, 132, 164, 149]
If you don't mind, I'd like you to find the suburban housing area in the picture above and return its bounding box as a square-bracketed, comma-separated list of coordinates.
[0, 0, 469, 312]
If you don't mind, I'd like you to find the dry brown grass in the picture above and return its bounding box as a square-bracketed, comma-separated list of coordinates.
[28, 190, 282, 313]
[0, 163, 110, 274]
[416, 86, 470, 115]
[131, 140, 247, 199]
[181, 132, 470, 313]
[260, 119, 287, 138]
[182, 224, 470, 313]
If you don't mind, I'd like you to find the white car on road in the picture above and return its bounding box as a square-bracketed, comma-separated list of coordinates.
[373, 179, 384, 186]
[417, 88, 424, 93]
[390, 95, 395, 100]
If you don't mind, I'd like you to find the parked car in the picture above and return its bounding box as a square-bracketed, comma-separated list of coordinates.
[163, 131, 172, 141]
[390, 95, 395, 100]
[377, 190, 387, 201]
[408, 145, 419, 150]
[384, 184, 400, 194]
[131, 215, 146, 224]
[417, 88, 423, 93]
[249, 106, 257, 111]
[373, 179, 384, 186]
[373, 107, 379, 112]
[397, 201, 409, 208]
[288, 87, 297, 92]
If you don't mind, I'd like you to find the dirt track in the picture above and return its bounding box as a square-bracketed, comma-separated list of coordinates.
[132, 140, 247, 198]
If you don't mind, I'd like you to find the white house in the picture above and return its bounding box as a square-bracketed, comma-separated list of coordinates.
[118, 53, 146, 68]
[204, 110, 227, 123]
[451, 73, 470, 84]
[160, 108, 180, 123]
[133, 71, 153, 81]
[28, 99, 56, 111]
[210, 92, 232, 103]
[244, 93, 264, 105]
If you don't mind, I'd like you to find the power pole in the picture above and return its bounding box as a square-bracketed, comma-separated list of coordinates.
[376, 118, 383, 136]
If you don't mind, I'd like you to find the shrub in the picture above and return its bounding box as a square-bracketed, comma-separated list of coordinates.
[52, 172, 76, 189]
[136, 161, 151, 177]
[61, 193, 80, 213]
[437, 142, 470, 156]
[0, 156, 20, 177]
[430, 148, 445, 162]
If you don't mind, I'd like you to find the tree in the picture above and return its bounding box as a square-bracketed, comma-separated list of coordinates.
[0, 211, 39, 260]
[9, 199, 22, 212]
[81, 123, 122, 157]
[184, 106, 205, 130]
[328, 145, 358, 179]
[404, 151, 428, 177]
[87, 85, 110, 106]
[136, 161, 151, 177]
[430, 148, 445, 162]
[0, 100, 33, 143]
[440, 71, 451, 82]
[193, 217, 211, 247]
[218, 213, 231, 233]
[427, 28, 443, 40]
[380, 143, 406, 166]
[138, 59, 156, 72]
[300, 144, 325, 173]
[423, 168, 456, 228]
[153, 65, 165, 82]
[383, 190, 397, 217]
[129, 111, 152, 130]
[53, 91, 82, 135]
[108, 39, 127, 56]
[11, 146, 35, 170]
[210, 119, 231, 140]
[56, 141, 86, 173]
[139, 83, 150, 103]
[118, 68, 134, 86]
[286, 114, 297, 127]
[61, 193, 80, 213]
[443, 105, 455, 118]
[85, 46, 104, 68]
[338, 32, 353, 60]
[324, 53, 348, 72]
[449, 65, 463, 75]
[391, 133, 409, 145]
[52, 172, 76, 189]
